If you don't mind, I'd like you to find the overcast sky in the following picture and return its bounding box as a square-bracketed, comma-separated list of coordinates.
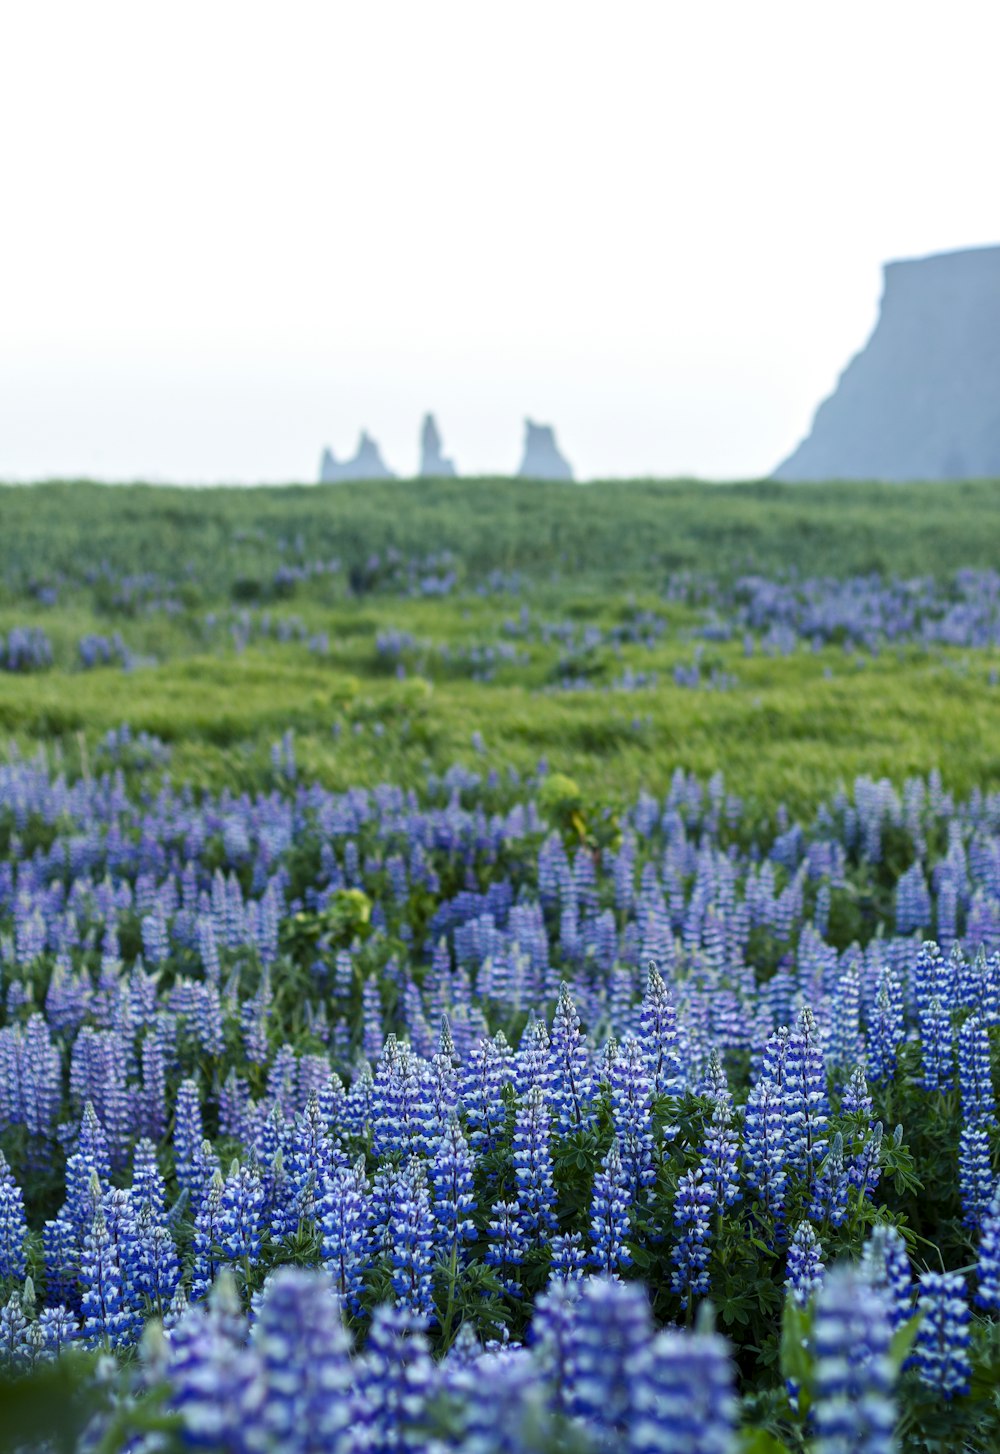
[1, 1, 997, 483]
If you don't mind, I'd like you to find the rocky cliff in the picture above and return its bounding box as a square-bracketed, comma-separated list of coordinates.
[319, 432, 396, 483]
[517, 420, 573, 481]
[774, 244, 1000, 481]
[418, 414, 456, 477]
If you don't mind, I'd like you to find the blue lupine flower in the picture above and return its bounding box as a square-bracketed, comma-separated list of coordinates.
[976, 1190, 1000, 1310]
[38, 1304, 79, 1358]
[389, 1157, 437, 1321]
[548, 984, 597, 1134]
[590, 1138, 633, 1277]
[318, 1158, 371, 1310]
[550, 1232, 587, 1282]
[958, 1014, 996, 1128]
[919, 997, 954, 1093]
[486, 1200, 529, 1293]
[867, 970, 904, 1085]
[356, 1303, 436, 1454]
[786, 1220, 824, 1307]
[530, 1278, 581, 1415]
[80, 1209, 135, 1349]
[218, 1161, 266, 1265]
[461, 1032, 514, 1152]
[566, 1276, 653, 1444]
[0, 1290, 29, 1371]
[174, 1078, 205, 1200]
[671, 1168, 714, 1309]
[914, 1271, 971, 1398]
[430, 1114, 477, 1253]
[860, 1223, 913, 1329]
[191, 1170, 227, 1301]
[252, 1268, 354, 1454]
[609, 1034, 656, 1197]
[167, 1296, 263, 1452]
[512, 1086, 557, 1246]
[633, 1322, 738, 1454]
[134, 1205, 181, 1311]
[0, 1152, 28, 1281]
[841, 1063, 873, 1118]
[958, 1122, 995, 1229]
[813, 1267, 896, 1454]
[371, 1036, 433, 1159]
[701, 1093, 741, 1211]
[809, 1133, 850, 1227]
[639, 961, 684, 1095]
[741, 1074, 787, 1233]
[784, 1008, 829, 1176]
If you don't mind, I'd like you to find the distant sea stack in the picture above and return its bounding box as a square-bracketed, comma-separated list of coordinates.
[774, 244, 1000, 481]
[517, 419, 574, 481]
[419, 414, 456, 477]
[319, 432, 396, 483]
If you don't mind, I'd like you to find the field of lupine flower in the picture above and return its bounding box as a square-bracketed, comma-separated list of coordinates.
[2, 477, 1000, 1452]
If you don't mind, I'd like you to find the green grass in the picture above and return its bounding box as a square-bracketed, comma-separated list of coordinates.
[3, 476, 1000, 597]
[3, 476, 999, 814]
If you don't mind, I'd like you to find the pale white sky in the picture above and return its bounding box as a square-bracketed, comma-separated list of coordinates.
[1, 1, 997, 482]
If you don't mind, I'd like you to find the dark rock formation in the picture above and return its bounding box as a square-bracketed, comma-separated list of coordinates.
[774, 244, 1000, 481]
[319, 432, 396, 483]
[517, 419, 574, 481]
[419, 414, 457, 477]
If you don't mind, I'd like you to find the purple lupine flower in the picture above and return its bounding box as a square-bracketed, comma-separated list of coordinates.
[700, 1089, 741, 1212]
[639, 961, 684, 1095]
[371, 1037, 432, 1159]
[318, 1158, 370, 1310]
[671, 1168, 714, 1309]
[741, 1074, 787, 1235]
[0, 1152, 28, 1280]
[389, 1157, 437, 1321]
[218, 1161, 266, 1265]
[841, 1063, 873, 1118]
[550, 1232, 587, 1282]
[356, 1303, 436, 1454]
[861, 1223, 913, 1329]
[958, 1014, 996, 1128]
[785, 1220, 824, 1307]
[566, 1276, 653, 1444]
[914, 1271, 971, 1398]
[609, 1034, 656, 1197]
[80, 1209, 135, 1349]
[38, 1304, 79, 1358]
[134, 1205, 180, 1312]
[252, 1268, 355, 1454]
[167, 1292, 263, 1452]
[633, 1322, 738, 1454]
[486, 1200, 529, 1293]
[429, 1114, 477, 1254]
[547, 984, 597, 1135]
[531, 1278, 581, 1414]
[191, 1170, 227, 1301]
[512, 1086, 556, 1247]
[976, 1190, 1000, 1310]
[867, 970, 904, 1086]
[0, 1291, 29, 1371]
[590, 1138, 633, 1278]
[174, 1078, 205, 1201]
[460, 1032, 513, 1152]
[813, 1267, 896, 1454]
[918, 997, 954, 1093]
[809, 1133, 850, 1228]
[784, 1008, 829, 1177]
[959, 1122, 995, 1229]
